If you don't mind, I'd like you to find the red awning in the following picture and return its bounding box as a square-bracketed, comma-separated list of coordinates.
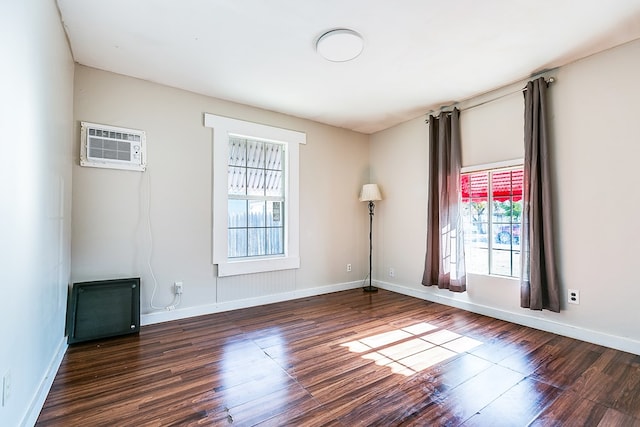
[462, 169, 523, 202]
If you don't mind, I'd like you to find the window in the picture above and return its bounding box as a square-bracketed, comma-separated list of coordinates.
[461, 165, 523, 277]
[228, 137, 285, 258]
[205, 114, 306, 277]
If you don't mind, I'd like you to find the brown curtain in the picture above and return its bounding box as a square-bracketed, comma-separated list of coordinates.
[422, 108, 466, 292]
[520, 77, 560, 312]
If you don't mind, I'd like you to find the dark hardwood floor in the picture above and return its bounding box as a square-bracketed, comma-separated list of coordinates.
[37, 289, 640, 426]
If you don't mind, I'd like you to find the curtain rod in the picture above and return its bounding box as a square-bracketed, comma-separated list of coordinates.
[425, 77, 555, 124]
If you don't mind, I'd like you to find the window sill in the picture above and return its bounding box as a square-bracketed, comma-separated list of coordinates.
[467, 272, 520, 282]
[217, 256, 300, 277]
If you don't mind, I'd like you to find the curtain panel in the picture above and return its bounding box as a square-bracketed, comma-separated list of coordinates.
[422, 108, 466, 292]
[520, 77, 561, 312]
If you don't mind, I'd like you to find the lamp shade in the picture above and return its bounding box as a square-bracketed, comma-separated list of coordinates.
[359, 184, 382, 202]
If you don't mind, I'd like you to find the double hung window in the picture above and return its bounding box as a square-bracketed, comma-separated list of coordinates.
[228, 137, 285, 258]
[461, 166, 523, 277]
[205, 113, 305, 277]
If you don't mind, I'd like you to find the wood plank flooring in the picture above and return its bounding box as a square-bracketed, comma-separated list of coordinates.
[36, 289, 640, 426]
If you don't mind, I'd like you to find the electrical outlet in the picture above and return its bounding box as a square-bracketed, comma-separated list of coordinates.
[389, 267, 395, 278]
[2, 371, 11, 407]
[568, 289, 580, 305]
[174, 281, 183, 295]
[346, 264, 352, 272]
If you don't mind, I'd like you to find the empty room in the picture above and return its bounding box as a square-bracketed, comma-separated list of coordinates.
[2, 0, 640, 426]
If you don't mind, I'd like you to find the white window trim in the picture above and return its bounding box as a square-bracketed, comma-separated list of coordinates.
[461, 158, 523, 174]
[204, 113, 306, 277]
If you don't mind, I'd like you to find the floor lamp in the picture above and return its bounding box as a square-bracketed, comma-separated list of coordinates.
[359, 184, 382, 292]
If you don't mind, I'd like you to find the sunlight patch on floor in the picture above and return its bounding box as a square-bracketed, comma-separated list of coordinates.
[340, 322, 483, 376]
[360, 329, 413, 348]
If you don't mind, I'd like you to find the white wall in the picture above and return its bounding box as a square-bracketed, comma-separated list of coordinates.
[370, 38, 640, 355]
[72, 66, 370, 323]
[0, 0, 74, 425]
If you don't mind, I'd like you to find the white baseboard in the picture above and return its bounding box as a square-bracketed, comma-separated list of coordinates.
[377, 280, 640, 356]
[141, 280, 363, 326]
[22, 337, 68, 427]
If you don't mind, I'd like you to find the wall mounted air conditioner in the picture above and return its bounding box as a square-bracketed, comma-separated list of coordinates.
[80, 121, 147, 171]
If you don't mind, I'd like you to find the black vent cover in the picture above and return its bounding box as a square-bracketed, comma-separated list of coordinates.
[67, 278, 140, 344]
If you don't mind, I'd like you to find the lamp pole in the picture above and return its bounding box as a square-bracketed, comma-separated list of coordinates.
[359, 183, 381, 292]
[364, 200, 378, 292]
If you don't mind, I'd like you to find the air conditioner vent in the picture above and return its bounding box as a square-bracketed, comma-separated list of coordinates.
[80, 122, 147, 171]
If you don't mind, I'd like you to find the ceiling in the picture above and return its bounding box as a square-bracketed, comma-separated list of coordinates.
[56, 0, 640, 134]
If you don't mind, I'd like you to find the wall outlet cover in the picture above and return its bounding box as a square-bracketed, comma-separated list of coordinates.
[568, 289, 580, 305]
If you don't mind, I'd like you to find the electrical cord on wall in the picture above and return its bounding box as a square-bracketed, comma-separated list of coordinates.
[145, 167, 181, 311]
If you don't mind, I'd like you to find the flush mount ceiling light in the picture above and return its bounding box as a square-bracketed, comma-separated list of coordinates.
[316, 29, 364, 62]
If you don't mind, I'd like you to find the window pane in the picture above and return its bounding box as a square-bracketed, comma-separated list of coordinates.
[466, 247, 488, 275]
[248, 200, 266, 227]
[265, 170, 283, 197]
[493, 224, 514, 246]
[493, 199, 523, 223]
[512, 250, 521, 277]
[512, 199, 523, 224]
[246, 139, 264, 168]
[469, 173, 488, 198]
[246, 169, 265, 196]
[511, 224, 521, 248]
[512, 169, 524, 199]
[461, 199, 471, 220]
[228, 229, 247, 258]
[267, 201, 283, 226]
[264, 143, 283, 171]
[248, 228, 265, 256]
[229, 138, 246, 167]
[461, 175, 470, 199]
[465, 224, 488, 249]
[492, 170, 513, 202]
[493, 200, 511, 223]
[266, 227, 284, 255]
[470, 200, 488, 223]
[491, 249, 514, 276]
[228, 167, 246, 195]
[228, 199, 247, 227]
